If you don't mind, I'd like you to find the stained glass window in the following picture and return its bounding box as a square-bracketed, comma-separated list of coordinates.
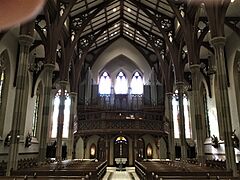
[32, 89, 40, 137]
[115, 71, 128, 94]
[172, 90, 192, 138]
[51, 90, 71, 138]
[99, 72, 111, 94]
[131, 72, 143, 94]
[0, 71, 5, 107]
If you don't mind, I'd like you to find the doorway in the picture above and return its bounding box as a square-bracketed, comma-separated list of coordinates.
[114, 136, 129, 167]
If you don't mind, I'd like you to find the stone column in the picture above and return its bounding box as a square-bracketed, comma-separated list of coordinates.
[105, 136, 109, 164]
[166, 93, 175, 161]
[176, 82, 187, 162]
[55, 81, 68, 161]
[7, 34, 34, 175]
[38, 64, 55, 161]
[210, 37, 237, 175]
[189, 64, 205, 164]
[67, 92, 77, 159]
[133, 135, 138, 162]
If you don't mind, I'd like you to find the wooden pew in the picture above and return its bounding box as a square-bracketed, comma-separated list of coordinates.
[11, 160, 107, 180]
[135, 160, 234, 180]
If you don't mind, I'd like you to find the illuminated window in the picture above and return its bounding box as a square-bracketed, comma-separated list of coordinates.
[51, 90, 71, 138]
[99, 72, 111, 94]
[172, 91, 179, 138]
[115, 71, 128, 94]
[172, 90, 192, 138]
[131, 72, 143, 94]
[32, 88, 40, 137]
[0, 71, 5, 108]
[183, 94, 192, 138]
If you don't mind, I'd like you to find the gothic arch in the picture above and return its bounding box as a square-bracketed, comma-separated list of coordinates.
[233, 49, 240, 134]
[0, 49, 11, 136]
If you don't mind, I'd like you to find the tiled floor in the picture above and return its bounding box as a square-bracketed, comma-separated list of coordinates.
[102, 167, 140, 180]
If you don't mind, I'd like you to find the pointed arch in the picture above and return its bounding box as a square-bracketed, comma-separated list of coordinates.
[99, 71, 111, 94]
[0, 49, 11, 136]
[115, 71, 128, 94]
[131, 71, 143, 94]
[51, 89, 71, 138]
[32, 81, 44, 138]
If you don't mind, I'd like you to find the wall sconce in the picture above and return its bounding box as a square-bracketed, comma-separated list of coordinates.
[211, 135, 219, 148]
[90, 147, 96, 156]
[232, 130, 239, 149]
[4, 132, 11, 146]
[146, 143, 153, 158]
[25, 132, 32, 148]
[28, 60, 44, 73]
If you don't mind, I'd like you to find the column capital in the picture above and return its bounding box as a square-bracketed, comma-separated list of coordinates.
[210, 37, 226, 48]
[165, 92, 173, 96]
[189, 64, 201, 73]
[59, 80, 69, 87]
[70, 92, 78, 96]
[18, 34, 34, 46]
[44, 63, 55, 70]
[175, 81, 184, 86]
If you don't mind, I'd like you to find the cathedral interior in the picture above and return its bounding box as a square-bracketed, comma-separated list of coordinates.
[0, 0, 240, 179]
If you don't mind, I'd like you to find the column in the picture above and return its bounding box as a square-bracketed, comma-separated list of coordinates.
[156, 137, 160, 159]
[55, 81, 68, 161]
[105, 136, 109, 165]
[189, 64, 205, 164]
[176, 82, 187, 162]
[166, 93, 175, 161]
[67, 92, 77, 159]
[7, 33, 34, 175]
[210, 37, 237, 175]
[38, 64, 55, 161]
[133, 135, 138, 162]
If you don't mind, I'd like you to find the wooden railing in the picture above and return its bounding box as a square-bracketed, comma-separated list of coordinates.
[76, 118, 168, 135]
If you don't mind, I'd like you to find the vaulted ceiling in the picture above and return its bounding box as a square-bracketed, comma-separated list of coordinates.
[32, 0, 240, 88]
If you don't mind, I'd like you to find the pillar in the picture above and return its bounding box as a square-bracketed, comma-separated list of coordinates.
[210, 37, 237, 175]
[166, 93, 175, 161]
[55, 81, 68, 161]
[38, 63, 55, 161]
[133, 135, 138, 162]
[105, 135, 110, 164]
[7, 33, 34, 175]
[176, 82, 187, 162]
[67, 92, 77, 159]
[189, 64, 205, 164]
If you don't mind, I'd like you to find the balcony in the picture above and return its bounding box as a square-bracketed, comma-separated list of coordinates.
[75, 111, 168, 135]
[75, 94, 167, 135]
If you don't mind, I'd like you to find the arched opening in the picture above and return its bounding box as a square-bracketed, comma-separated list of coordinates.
[32, 82, 44, 139]
[0, 50, 10, 136]
[172, 90, 192, 139]
[99, 72, 111, 95]
[131, 71, 143, 94]
[137, 138, 145, 161]
[51, 89, 71, 138]
[97, 138, 106, 161]
[115, 71, 128, 94]
[114, 136, 129, 167]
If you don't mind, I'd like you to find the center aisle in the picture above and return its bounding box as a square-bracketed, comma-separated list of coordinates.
[102, 167, 140, 180]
